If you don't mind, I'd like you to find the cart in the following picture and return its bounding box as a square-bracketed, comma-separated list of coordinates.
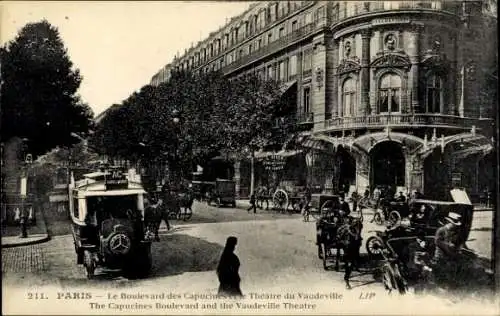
[271, 187, 305, 213]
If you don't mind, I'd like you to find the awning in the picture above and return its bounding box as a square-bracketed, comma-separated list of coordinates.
[280, 80, 297, 94]
[297, 133, 332, 151]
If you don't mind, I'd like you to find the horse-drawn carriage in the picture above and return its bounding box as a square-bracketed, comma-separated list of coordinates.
[315, 194, 364, 289]
[69, 167, 152, 279]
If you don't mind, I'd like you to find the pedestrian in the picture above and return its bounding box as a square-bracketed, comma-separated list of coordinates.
[217, 236, 243, 297]
[247, 192, 257, 213]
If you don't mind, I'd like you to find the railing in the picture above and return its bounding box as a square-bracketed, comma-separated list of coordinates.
[297, 112, 314, 124]
[324, 114, 491, 130]
[332, 1, 460, 25]
[221, 19, 324, 75]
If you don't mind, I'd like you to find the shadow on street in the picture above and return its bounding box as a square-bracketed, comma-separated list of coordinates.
[149, 233, 223, 278]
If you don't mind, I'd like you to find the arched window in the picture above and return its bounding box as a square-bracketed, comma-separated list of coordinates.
[426, 75, 442, 113]
[342, 78, 356, 116]
[378, 73, 401, 113]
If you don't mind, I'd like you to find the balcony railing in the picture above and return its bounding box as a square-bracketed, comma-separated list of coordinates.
[324, 114, 491, 131]
[221, 19, 325, 75]
[297, 112, 314, 124]
[332, 1, 460, 25]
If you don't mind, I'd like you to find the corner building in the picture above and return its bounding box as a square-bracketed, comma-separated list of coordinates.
[151, 1, 496, 200]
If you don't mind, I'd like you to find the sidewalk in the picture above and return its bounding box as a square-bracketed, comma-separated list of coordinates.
[1, 207, 50, 248]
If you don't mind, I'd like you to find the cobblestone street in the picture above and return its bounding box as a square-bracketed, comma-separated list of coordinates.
[2, 244, 45, 273]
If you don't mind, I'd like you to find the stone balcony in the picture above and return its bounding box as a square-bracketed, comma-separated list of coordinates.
[324, 113, 493, 131]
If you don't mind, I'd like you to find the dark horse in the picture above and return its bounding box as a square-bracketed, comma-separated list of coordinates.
[336, 216, 364, 289]
[255, 186, 270, 210]
[144, 198, 170, 241]
[174, 191, 195, 220]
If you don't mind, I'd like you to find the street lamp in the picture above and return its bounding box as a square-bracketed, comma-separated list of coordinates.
[172, 109, 180, 188]
[19, 138, 33, 238]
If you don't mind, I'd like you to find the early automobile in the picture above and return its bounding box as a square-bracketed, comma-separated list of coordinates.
[69, 167, 152, 279]
[206, 178, 236, 207]
[366, 189, 474, 258]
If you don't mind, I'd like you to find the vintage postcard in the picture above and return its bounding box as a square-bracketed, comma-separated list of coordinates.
[1, 1, 498, 315]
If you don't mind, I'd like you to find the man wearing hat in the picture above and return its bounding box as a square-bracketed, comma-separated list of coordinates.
[432, 212, 462, 285]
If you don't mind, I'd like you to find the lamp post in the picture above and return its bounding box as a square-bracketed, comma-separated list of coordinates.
[19, 138, 32, 238]
[172, 109, 180, 188]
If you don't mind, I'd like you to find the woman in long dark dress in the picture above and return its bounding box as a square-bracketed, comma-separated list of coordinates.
[217, 236, 243, 297]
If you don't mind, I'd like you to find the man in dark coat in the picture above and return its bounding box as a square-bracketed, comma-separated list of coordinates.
[217, 236, 243, 297]
[247, 193, 257, 213]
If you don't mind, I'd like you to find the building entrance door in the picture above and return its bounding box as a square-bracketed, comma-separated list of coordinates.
[370, 141, 405, 189]
[337, 146, 356, 193]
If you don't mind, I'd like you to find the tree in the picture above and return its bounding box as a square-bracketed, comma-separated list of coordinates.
[1, 20, 94, 157]
[91, 69, 298, 182]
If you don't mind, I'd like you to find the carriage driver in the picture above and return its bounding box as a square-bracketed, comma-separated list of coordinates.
[432, 212, 462, 284]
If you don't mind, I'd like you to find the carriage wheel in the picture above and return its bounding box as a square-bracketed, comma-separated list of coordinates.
[382, 262, 407, 295]
[322, 243, 328, 270]
[392, 264, 408, 295]
[388, 211, 401, 226]
[183, 208, 193, 221]
[272, 189, 289, 213]
[366, 236, 385, 258]
[382, 264, 395, 292]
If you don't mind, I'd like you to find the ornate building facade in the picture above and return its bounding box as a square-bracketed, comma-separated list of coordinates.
[150, 1, 496, 199]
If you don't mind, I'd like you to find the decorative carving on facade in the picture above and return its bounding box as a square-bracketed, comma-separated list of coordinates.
[337, 58, 361, 75]
[344, 41, 352, 58]
[385, 33, 397, 50]
[370, 53, 411, 70]
[372, 17, 411, 26]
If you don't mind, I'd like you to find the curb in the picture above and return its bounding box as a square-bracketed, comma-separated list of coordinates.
[1, 234, 51, 248]
[1, 203, 51, 248]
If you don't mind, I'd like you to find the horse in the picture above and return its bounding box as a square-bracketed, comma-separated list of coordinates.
[335, 215, 364, 289]
[143, 199, 170, 241]
[255, 186, 270, 210]
[175, 191, 195, 220]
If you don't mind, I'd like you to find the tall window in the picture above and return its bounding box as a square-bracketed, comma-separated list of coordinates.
[342, 78, 356, 116]
[267, 65, 274, 80]
[258, 38, 262, 49]
[303, 49, 312, 72]
[426, 75, 442, 113]
[278, 61, 286, 81]
[303, 87, 311, 113]
[249, 44, 253, 54]
[291, 20, 298, 31]
[268, 33, 273, 44]
[378, 73, 402, 113]
[289, 55, 297, 76]
[279, 27, 285, 38]
[305, 12, 312, 24]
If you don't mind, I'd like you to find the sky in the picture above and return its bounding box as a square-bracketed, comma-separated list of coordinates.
[1, 1, 253, 116]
